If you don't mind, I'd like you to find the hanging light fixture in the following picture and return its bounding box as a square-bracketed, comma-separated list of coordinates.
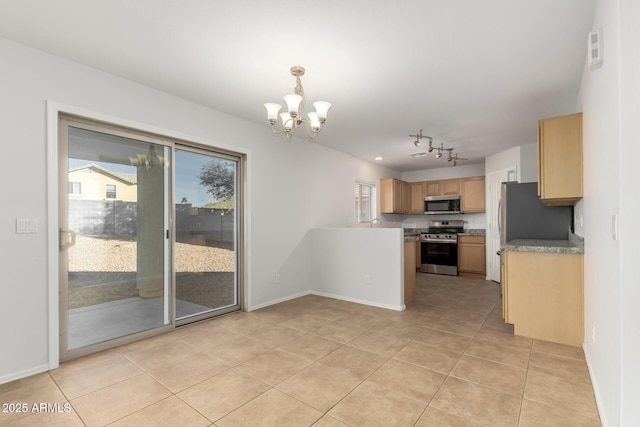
[264, 66, 331, 141]
[409, 129, 466, 166]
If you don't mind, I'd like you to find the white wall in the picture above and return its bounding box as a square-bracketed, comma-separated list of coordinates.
[309, 228, 404, 310]
[578, 0, 640, 425]
[0, 37, 397, 383]
[401, 163, 485, 182]
[519, 143, 538, 183]
[485, 146, 521, 180]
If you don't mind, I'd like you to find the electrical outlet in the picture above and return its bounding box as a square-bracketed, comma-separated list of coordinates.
[274, 273, 281, 283]
[591, 326, 596, 343]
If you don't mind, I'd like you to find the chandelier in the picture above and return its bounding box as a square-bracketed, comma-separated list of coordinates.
[264, 66, 331, 140]
[410, 129, 467, 166]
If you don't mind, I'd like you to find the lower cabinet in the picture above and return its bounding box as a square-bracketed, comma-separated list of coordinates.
[404, 239, 416, 304]
[502, 250, 584, 346]
[458, 235, 485, 278]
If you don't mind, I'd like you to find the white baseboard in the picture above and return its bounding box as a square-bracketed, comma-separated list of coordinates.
[247, 290, 312, 311]
[583, 344, 608, 427]
[247, 290, 405, 312]
[309, 291, 405, 311]
[0, 364, 50, 386]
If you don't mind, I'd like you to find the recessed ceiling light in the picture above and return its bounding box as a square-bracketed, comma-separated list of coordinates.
[410, 152, 428, 158]
[374, 156, 383, 161]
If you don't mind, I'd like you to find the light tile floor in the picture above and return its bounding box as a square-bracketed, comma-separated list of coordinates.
[0, 274, 601, 426]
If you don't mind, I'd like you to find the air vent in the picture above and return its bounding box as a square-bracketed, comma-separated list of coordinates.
[410, 152, 428, 158]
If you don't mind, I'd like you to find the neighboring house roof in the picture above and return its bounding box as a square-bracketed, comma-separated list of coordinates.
[69, 164, 137, 185]
[202, 198, 234, 210]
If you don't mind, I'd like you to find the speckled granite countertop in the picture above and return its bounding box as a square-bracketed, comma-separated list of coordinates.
[502, 233, 584, 254]
[458, 229, 485, 236]
[403, 228, 485, 236]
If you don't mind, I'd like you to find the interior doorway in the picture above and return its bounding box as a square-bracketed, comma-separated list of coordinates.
[486, 167, 517, 283]
[57, 114, 243, 361]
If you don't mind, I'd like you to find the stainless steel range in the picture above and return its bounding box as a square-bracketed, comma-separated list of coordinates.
[420, 220, 464, 276]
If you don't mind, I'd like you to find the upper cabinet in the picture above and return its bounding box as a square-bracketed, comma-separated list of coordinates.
[461, 176, 485, 213]
[380, 178, 411, 214]
[538, 113, 583, 205]
[409, 182, 426, 213]
[426, 179, 460, 196]
[381, 176, 486, 215]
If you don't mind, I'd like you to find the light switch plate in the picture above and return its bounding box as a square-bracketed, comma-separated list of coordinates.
[16, 218, 38, 234]
[611, 214, 618, 241]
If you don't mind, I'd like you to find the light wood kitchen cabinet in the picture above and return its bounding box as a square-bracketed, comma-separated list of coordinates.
[538, 112, 583, 205]
[409, 182, 426, 213]
[404, 239, 416, 304]
[425, 179, 460, 196]
[425, 180, 441, 196]
[401, 180, 411, 213]
[380, 178, 410, 213]
[441, 179, 460, 195]
[461, 176, 485, 213]
[458, 235, 485, 278]
[502, 250, 584, 346]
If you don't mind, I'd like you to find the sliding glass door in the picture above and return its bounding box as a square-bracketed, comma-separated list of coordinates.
[58, 116, 242, 360]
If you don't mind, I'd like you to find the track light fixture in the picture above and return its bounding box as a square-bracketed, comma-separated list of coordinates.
[409, 130, 466, 166]
[409, 129, 432, 149]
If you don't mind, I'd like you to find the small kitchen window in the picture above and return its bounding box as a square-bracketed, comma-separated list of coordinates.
[355, 180, 377, 223]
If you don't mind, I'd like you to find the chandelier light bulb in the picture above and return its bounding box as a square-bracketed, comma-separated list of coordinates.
[283, 94, 303, 118]
[264, 103, 282, 123]
[436, 151, 442, 158]
[414, 139, 421, 147]
[313, 101, 331, 123]
[280, 112, 293, 130]
[307, 112, 321, 132]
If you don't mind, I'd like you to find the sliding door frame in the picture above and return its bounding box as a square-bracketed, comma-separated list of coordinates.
[47, 102, 247, 367]
[172, 142, 244, 327]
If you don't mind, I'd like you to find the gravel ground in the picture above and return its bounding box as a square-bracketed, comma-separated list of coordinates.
[68, 235, 235, 309]
[69, 235, 235, 273]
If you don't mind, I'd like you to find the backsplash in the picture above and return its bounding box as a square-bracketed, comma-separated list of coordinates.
[394, 212, 487, 230]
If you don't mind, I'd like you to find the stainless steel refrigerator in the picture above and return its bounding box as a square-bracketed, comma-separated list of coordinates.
[500, 182, 573, 245]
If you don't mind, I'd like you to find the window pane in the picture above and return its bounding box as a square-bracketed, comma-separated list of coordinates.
[106, 184, 116, 199]
[355, 182, 375, 223]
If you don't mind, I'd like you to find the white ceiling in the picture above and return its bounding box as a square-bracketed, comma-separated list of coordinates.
[0, 0, 596, 171]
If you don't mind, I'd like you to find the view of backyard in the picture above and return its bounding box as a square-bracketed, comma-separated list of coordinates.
[68, 234, 235, 309]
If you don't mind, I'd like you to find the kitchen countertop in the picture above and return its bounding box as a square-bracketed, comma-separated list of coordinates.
[458, 229, 485, 236]
[403, 228, 485, 236]
[502, 233, 584, 254]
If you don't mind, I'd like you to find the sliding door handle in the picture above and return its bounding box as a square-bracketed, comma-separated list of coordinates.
[60, 228, 76, 250]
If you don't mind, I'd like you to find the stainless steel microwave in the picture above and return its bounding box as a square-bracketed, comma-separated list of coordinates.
[424, 195, 461, 214]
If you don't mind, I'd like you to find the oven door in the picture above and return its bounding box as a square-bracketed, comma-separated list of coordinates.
[421, 240, 458, 276]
